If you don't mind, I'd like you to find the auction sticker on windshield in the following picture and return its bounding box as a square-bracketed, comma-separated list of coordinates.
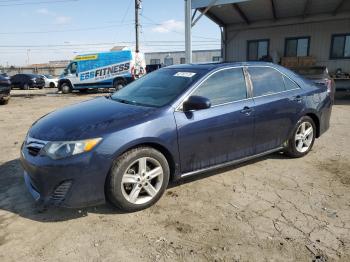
[174, 72, 196, 78]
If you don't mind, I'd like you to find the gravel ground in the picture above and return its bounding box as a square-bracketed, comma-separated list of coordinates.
[0, 89, 349, 262]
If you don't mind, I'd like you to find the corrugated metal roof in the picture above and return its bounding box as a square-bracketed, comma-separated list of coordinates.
[200, 0, 350, 25]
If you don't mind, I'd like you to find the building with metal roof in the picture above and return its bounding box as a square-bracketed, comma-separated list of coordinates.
[185, 0, 350, 75]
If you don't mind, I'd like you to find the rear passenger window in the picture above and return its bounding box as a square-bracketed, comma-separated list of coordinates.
[283, 76, 299, 90]
[192, 68, 247, 106]
[248, 67, 285, 97]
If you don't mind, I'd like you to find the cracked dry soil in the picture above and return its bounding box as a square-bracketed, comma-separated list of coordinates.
[0, 89, 349, 262]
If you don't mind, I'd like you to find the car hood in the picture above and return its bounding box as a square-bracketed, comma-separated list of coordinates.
[29, 97, 158, 141]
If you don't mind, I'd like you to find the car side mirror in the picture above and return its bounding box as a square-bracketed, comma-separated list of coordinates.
[183, 96, 211, 112]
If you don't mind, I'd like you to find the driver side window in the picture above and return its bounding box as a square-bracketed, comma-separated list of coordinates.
[67, 62, 77, 74]
[192, 68, 247, 106]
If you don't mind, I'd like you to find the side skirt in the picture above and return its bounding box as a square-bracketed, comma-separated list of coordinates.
[180, 147, 284, 178]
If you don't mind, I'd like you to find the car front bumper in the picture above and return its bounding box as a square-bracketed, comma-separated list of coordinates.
[20, 144, 113, 208]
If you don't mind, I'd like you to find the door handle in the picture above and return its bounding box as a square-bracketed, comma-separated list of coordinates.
[241, 106, 253, 115]
[292, 95, 303, 102]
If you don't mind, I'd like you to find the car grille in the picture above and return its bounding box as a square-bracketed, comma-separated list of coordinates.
[50, 180, 72, 204]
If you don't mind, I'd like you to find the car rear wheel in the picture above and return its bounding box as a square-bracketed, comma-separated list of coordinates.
[61, 83, 72, 94]
[49, 82, 56, 88]
[285, 116, 316, 158]
[106, 147, 170, 212]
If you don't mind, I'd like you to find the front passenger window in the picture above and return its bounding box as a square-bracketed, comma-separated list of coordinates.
[192, 68, 247, 106]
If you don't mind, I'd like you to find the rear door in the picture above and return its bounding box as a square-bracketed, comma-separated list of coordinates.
[174, 67, 255, 174]
[247, 66, 304, 154]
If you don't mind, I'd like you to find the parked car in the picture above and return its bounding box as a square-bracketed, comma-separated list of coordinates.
[0, 73, 10, 80]
[20, 62, 332, 212]
[292, 66, 335, 102]
[11, 74, 45, 90]
[41, 75, 59, 88]
[0, 74, 11, 104]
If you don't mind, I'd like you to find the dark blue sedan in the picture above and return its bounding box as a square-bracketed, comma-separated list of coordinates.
[20, 62, 332, 211]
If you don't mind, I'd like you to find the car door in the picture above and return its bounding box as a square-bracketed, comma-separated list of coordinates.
[174, 67, 255, 174]
[247, 66, 304, 154]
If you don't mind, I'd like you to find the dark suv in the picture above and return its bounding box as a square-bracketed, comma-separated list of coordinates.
[11, 74, 45, 90]
[0, 74, 11, 104]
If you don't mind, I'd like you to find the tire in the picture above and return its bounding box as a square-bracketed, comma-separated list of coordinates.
[106, 147, 170, 212]
[38, 86, 44, 90]
[61, 83, 72, 94]
[113, 79, 125, 90]
[0, 98, 9, 105]
[49, 82, 56, 88]
[284, 116, 316, 158]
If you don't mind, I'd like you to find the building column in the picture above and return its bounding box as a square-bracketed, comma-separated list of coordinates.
[185, 0, 192, 63]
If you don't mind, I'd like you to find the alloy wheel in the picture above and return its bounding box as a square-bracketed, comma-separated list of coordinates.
[121, 157, 164, 205]
[295, 122, 313, 153]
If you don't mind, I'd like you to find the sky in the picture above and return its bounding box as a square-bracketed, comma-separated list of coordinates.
[0, 0, 221, 66]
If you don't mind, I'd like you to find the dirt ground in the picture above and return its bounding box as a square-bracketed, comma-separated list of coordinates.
[0, 88, 349, 262]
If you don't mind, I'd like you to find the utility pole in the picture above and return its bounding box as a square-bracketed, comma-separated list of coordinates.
[135, 0, 142, 53]
[185, 0, 192, 63]
[26, 49, 31, 65]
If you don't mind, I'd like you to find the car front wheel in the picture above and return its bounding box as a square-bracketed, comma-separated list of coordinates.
[106, 147, 170, 212]
[285, 116, 316, 158]
[61, 83, 72, 94]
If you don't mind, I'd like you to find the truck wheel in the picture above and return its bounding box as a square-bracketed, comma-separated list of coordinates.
[61, 83, 72, 94]
[113, 79, 125, 90]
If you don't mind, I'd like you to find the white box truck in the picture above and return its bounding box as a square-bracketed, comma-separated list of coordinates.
[58, 50, 146, 94]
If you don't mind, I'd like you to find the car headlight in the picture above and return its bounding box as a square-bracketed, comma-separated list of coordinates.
[42, 138, 102, 160]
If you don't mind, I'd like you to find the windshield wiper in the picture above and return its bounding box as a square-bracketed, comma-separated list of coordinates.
[109, 97, 157, 108]
[112, 98, 135, 105]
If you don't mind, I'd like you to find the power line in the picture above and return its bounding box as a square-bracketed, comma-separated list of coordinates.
[0, 0, 78, 6]
[121, 0, 133, 24]
[140, 14, 220, 41]
[0, 40, 219, 48]
[0, 23, 135, 35]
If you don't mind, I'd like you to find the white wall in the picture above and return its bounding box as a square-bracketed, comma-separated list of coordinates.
[225, 18, 350, 72]
[145, 50, 222, 65]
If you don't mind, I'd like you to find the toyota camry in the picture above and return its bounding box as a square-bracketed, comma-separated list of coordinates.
[20, 62, 332, 212]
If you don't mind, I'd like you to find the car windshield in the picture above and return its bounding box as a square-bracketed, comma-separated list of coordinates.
[111, 68, 205, 107]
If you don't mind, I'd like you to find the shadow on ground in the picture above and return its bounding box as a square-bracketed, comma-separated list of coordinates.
[0, 153, 286, 223]
[334, 92, 350, 105]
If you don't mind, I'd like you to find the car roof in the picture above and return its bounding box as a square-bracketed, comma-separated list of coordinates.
[166, 61, 279, 71]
